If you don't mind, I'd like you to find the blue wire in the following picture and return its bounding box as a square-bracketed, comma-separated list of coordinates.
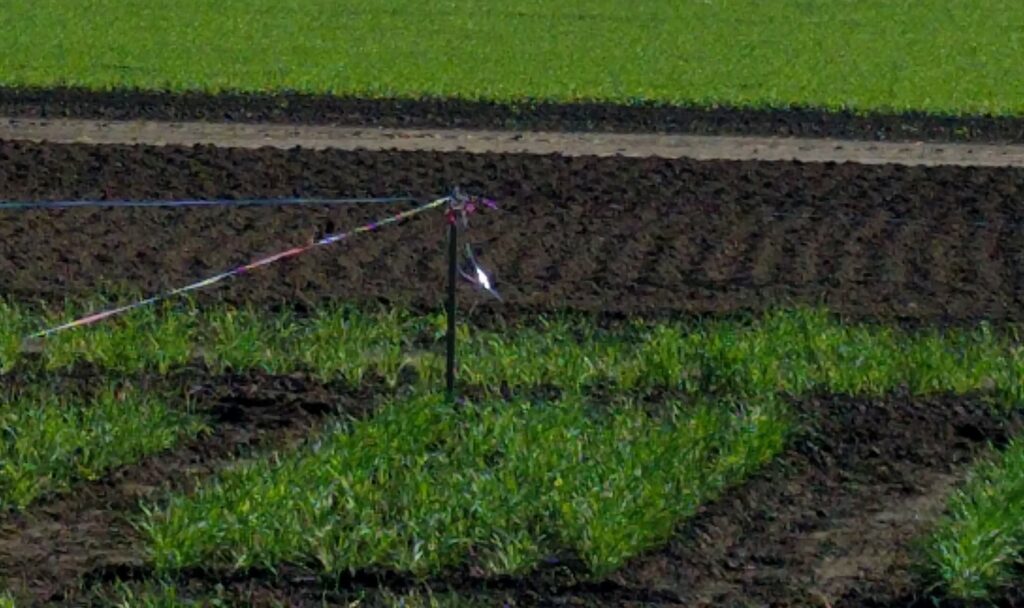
[0, 196, 419, 210]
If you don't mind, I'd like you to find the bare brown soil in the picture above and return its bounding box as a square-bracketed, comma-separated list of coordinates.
[2, 141, 1024, 322]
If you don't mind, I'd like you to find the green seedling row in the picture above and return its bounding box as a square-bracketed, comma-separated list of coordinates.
[3, 0, 1024, 115]
[143, 394, 786, 577]
[0, 382, 205, 510]
[5, 302, 1023, 404]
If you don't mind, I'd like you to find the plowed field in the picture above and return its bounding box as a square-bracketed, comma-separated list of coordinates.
[2, 103, 1024, 607]
[2, 141, 1023, 322]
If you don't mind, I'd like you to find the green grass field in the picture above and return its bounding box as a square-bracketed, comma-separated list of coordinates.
[2, 0, 1023, 115]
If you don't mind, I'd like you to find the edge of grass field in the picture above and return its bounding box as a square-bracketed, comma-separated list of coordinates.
[9, 82, 1024, 118]
[925, 437, 1024, 601]
[5, 86, 1024, 145]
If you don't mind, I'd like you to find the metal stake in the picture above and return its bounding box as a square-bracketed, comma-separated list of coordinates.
[446, 201, 458, 402]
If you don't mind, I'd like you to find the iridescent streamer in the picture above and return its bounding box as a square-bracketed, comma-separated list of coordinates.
[31, 196, 450, 338]
[459, 244, 501, 300]
[447, 189, 501, 300]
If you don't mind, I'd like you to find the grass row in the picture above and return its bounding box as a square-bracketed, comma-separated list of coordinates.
[0, 382, 204, 510]
[5, 301, 1024, 404]
[119, 295, 1024, 594]
[143, 394, 785, 577]
[2, 0, 1024, 116]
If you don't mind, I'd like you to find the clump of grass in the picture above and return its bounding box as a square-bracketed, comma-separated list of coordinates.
[297, 306, 431, 387]
[926, 438, 1024, 600]
[143, 394, 786, 578]
[0, 300, 31, 373]
[0, 383, 205, 510]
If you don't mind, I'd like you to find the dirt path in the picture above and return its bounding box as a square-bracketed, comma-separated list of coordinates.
[6, 117, 1024, 167]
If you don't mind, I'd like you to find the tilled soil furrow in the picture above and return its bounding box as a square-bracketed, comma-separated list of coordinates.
[791, 211, 837, 291]
[645, 217, 699, 291]
[970, 199, 1010, 317]
[0, 371, 379, 605]
[771, 211, 814, 290]
[875, 219, 923, 311]
[701, 207, 762, 287]
[926, 208, 964, 311]
[834, 208, 887, 288]
[1012, 227, 1024, 312]
[748, 208, 795, 286]
[593, 206, 666, 297]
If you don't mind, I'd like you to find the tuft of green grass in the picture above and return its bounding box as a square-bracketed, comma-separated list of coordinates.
[297, 306, 428, 387]
[2, 1, 1024, 116]
[926, 437, 1024, 600]
[20, 298, 198, 374]
[0, 382, 206, 510]
[143, 394, 786, 578]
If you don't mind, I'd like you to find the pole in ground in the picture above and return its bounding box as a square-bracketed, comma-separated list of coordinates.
[446, 192, 459, 402]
